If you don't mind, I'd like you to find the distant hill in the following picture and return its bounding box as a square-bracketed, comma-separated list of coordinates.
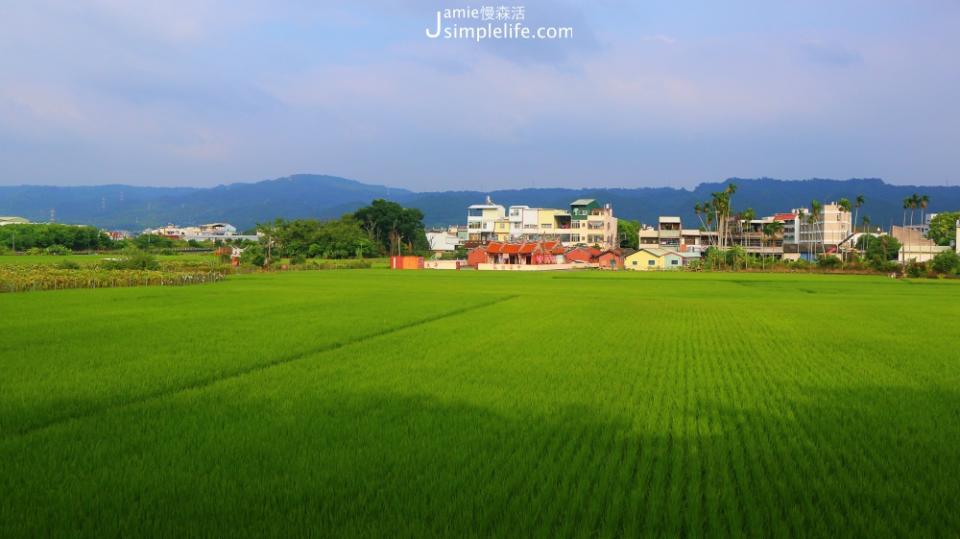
[1, 174, 957, 230]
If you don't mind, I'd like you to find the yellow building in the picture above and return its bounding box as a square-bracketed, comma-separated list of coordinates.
[625, 248, 683, 271]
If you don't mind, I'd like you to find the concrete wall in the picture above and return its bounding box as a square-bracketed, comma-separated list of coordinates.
[476, 263, 592, 271]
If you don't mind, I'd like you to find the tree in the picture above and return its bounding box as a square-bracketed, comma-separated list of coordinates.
[0, 223, 112, 252]
[926, 211, 960, 246]
[857, 234, 901, 269]
[133, 234, 174, 250]
[354, 199, 429, 256]
[617, 219, 640, 250]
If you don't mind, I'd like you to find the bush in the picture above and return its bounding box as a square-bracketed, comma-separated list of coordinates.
[870, 259, 899, 273]
[930, 250, 960, 275]
[290, 254, 307, 266]
[45, 244, 70, 256]
[905, 260, 928, 278]
[817, 255, 841, 269]
[788, 258, 811, 271]
[102, 248, 159, 271]
[56, 259, 81, 270]
[241, 244, 266, 267]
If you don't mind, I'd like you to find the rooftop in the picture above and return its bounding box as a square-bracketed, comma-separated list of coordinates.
[570, 199, 596, 206]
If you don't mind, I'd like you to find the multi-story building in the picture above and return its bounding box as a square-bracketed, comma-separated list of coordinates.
[466, 198, 618, 248]
[782, 202, 853, 260]
[466, 197, 506, 242]
[638, 217, 716, 254]
[640, 213, 793, 257]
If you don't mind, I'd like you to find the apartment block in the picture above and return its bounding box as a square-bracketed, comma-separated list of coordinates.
[782, 203, 853, 259]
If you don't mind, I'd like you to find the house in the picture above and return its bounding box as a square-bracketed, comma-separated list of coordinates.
[426, 228, 462, 255]
[467, 196, 506, 242]
[892, 225, 949, 263]
[564, 246, 601, 264]
[597, 248, 636, 270]
[625, 248, 683, 271]
[639, 216, 718, 254]
[467, 241, 565, 266]
[956, 220, 959, 254]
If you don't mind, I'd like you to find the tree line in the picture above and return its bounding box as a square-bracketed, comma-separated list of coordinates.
[0, 224, 112, 252]
[244, 199, 430, 266]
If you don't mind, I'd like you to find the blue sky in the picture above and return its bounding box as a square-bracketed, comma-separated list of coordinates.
[0, 1, 957, 190]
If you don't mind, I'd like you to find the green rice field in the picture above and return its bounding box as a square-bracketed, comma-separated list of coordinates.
[1, 270, 958, 536]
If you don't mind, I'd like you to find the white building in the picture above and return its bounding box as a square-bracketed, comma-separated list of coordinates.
[142, 222, 259, 242]
[956, 220, 960, 254]
[782, 203, 853, 260]
[892, 226, 949, 263]
[426, 228, 463, 253]
[467, 197, 506, 243]
[0, 216, 30, 226]
[467, 198, 618, 249]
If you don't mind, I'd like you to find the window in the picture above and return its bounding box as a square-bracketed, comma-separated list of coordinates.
[632, 260, 637, 266]
[671, 260, 679, 265]
[648, 260, 655, 266]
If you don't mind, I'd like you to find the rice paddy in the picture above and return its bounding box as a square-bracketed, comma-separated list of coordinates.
[1, 270, 958, 537]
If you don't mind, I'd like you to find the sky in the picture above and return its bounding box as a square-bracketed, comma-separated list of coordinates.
[0, 0, 958, 190]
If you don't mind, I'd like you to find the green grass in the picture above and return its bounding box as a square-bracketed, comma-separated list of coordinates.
[1, 271, 958, 536]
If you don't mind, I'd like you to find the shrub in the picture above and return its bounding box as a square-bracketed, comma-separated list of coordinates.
[870, 259, 899, 273]
[56, 259, 81, 270]
[930, 250, 960, 275]
[789, 258, 811, 271]
[817, 255, 841, 269]
[45, 244, 70, 256]
[905, 260, 927, 278]
[241, 244, 266, 267]
[290, 254, 307, 266]
[102, 248, 160, 271]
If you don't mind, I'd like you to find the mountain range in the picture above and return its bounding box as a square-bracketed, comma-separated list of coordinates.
[1, 174, 957, 231]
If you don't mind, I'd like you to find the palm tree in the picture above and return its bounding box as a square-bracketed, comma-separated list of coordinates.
[703, 201, 716, 251]
[809, 200, 824, 259]
[762, 220, 783, 270]
[902, 197, 911, 228]
[906, 193, 922, 228]
[739, 207, 756, 269]
[919, 194, 930, 229]
[837, 199, 852, 265]
[853, 194, 865, 233]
